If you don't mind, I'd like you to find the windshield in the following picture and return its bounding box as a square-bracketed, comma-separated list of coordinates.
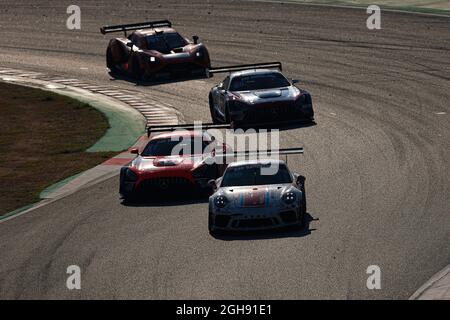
[141, 137, 211, 157]
[145, 33, 187, 53]
[229, 72, 290, 91]
[221, 163, 292, 187]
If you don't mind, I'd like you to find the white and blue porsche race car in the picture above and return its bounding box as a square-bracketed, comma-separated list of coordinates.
[208, 158, 306, 234]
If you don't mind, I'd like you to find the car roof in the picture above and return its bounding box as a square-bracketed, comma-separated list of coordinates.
[150, 131, 208, 140]
[134, 27, 178, 37]
[229, 68, 283, 79]
[228, 159, 287, 167]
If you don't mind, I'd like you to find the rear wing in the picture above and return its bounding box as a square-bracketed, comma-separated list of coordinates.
[223, 147, 304, 158]
[146, 120, 313, 137]
[208, 62, 282, 76]
[100, 20, 172, 36]
[147, 123, 231, 137]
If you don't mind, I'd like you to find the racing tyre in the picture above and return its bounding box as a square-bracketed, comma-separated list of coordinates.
[131, 56, 143, 81]
[208, 211, 217, 236]
[295, 176, 307, 229]
[106, 47, 119, 74]
[209, 94, 219, 124]
[300, 176, 307, 215]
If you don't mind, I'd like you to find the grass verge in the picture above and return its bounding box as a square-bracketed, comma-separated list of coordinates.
[0, 82, 116, 216]
[258, 0, 450, 16]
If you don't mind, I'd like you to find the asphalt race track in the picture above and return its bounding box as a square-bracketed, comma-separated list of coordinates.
[0, 0, 449, 299]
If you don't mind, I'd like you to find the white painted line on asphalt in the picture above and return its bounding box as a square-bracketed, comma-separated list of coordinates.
[435, 112, 446, 115]
[15, 73, 43, 78]
[118, 97, 140, 101]
[52, 78, 80, 83]
[142, 114, 175, 118]
[139, 107, 164, 111]
[45, 84, 66, 89]
[0, 70, 20, 74]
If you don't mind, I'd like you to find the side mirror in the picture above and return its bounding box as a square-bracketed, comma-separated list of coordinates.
[208, 179, 217, 190]
[292, 79, 300, 85]
[126, 42, 133, 48]
[193, 35, 199, 44]
[295, 174, 305, 185]
[130, 148, 139, 155]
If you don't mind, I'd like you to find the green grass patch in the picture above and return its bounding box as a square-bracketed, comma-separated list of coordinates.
[0, 82, 116, 216]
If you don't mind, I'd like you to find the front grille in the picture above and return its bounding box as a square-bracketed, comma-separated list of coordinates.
[238, 218, 274, 228]
[280, 210, 298, 224]
[215, 215, 231, 228]
[163, 63, 203, 75]
[139, 177, 193, 192]
[246, 103, 300, 122]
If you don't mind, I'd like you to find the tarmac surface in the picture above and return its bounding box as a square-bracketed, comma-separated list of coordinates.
[0, 0, 449, 299]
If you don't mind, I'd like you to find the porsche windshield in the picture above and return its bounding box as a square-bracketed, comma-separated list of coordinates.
[221, 163, 293, 187]
[142, 137, 210, 156]
[145, 33, 187, 53]
[229, 72, 290, 91]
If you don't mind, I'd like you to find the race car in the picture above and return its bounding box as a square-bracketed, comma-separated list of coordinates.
[208, 62, 314, 127]
[100, 20, 211, 80]
[208, 148, 306, 234]
[119, 123, 230, 202]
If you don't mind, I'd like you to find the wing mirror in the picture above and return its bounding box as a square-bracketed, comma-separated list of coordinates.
[292, 79, 300, 85]
[295, 173, 305, 185]
[208, 179, 217, 190]
[192, 35, 199, 44]
[130, 148, 139, 155]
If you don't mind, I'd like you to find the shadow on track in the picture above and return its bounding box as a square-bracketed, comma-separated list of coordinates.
[212, 212, 318, 241]
[120, 192, 210, 208]
[108, 71, 208, 87]
[232, 121, 317, 132]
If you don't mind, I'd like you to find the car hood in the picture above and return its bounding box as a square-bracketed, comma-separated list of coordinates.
[233, 86, 300, 104]
[217, 184, 294, 208]
[131, 155, 205, 172]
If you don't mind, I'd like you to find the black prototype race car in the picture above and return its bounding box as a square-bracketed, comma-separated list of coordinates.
[208, 62, 314, 127]
[100, 20, 211, 80]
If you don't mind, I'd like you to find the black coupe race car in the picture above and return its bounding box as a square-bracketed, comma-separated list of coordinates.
[208, 62, 314, 127]
[100, 20, 211, 80]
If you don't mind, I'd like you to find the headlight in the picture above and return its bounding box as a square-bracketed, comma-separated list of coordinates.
[282, 191, 296, 205]
[196, 51, 201, 57]
[214, 195, 228, 208]
[125, 169, 138, 181]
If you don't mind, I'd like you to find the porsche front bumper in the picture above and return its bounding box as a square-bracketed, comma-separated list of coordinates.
[211, 208, 302, 231]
